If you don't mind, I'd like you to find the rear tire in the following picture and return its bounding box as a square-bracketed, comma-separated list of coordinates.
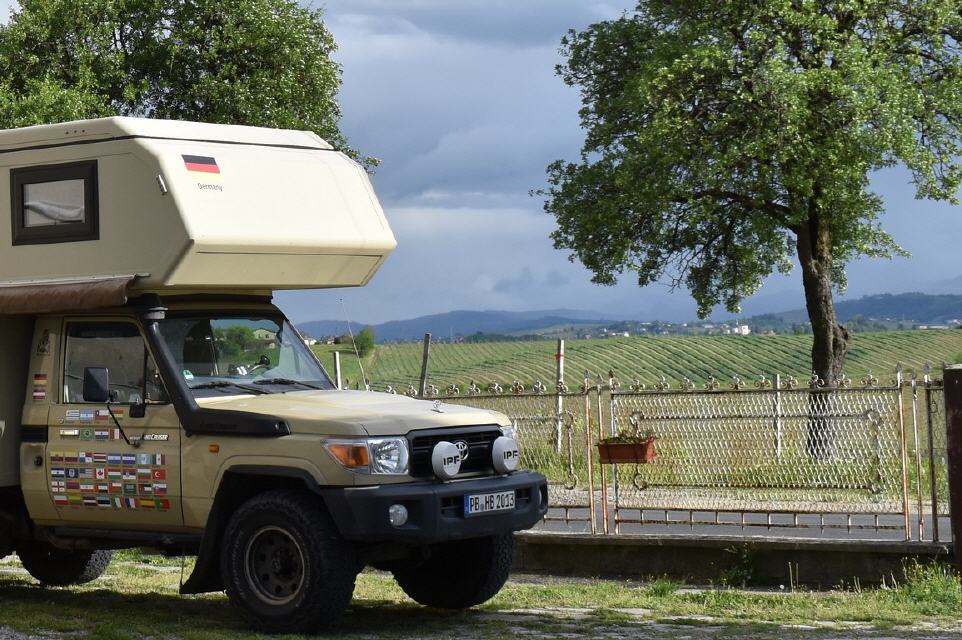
[393, 533, 514, 609]
[220, 490, 358, 634]
[17, 543, 113, 586]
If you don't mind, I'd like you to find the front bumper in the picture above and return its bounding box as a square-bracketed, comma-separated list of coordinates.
[320, 470, 548, 543]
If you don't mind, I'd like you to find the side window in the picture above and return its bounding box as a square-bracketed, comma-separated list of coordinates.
[10, 160, 99, 245]
[63, 323, 168, 404]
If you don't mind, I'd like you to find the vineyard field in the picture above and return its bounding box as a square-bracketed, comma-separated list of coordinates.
[313, 329, 962, 390]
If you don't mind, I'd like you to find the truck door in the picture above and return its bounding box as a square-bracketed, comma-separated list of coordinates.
[47, 320, 182, 527]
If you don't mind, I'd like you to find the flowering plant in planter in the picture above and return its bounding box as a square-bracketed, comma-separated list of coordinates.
[597, 415, 656, 464]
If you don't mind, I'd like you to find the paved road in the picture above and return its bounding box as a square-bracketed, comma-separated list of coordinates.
[5, 616, 960, 640]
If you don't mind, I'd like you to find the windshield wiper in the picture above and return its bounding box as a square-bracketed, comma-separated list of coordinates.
[252, 378, 323, 390]
[189, 380, 267, 395]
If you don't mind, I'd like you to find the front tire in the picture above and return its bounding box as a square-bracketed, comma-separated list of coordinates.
[220, 490, 358, 634]
[17, 543, 113, 586]
[393, 533, 514, 609]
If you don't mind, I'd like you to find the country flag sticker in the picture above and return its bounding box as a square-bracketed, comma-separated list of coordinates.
[183, 155, 222, 182]
[32, 373, 47, 401]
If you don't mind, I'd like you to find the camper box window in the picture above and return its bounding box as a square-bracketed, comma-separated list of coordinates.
[10, 160, 98, 245]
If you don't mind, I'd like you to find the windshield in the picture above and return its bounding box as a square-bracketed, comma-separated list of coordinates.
[158, 315, 335, 397]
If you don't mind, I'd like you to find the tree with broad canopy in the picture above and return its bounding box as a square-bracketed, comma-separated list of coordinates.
[0, 0, 372, 167]
[543, 1, 962, 382]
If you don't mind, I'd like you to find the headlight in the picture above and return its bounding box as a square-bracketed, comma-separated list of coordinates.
[369, 438, 409, 474]
[324, 437, 410, 475]
[500, 421, 518, 440]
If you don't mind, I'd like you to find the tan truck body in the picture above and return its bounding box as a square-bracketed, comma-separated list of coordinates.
[0, 118, 545, 634]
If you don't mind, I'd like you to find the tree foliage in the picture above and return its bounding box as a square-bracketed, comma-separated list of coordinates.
[544, 1, 962, 379]
[353, 327, 376, 358]
[0, 0, 370, 165]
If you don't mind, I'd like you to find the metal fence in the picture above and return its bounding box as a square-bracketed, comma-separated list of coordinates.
[368, 367, 948, 543]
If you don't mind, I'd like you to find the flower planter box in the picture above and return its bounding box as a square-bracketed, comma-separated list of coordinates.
[597, 437, 656, 464]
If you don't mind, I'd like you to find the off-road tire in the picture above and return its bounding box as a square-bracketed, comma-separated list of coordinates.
[17, 544, 113, 586]
[393, 533, 514, 609]
[220, 490, 358, 634]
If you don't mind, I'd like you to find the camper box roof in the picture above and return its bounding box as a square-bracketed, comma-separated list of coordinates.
[0, 117, 396, 313]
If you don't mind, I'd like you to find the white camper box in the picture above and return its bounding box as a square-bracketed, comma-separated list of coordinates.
[0, 117, 396, 312]
[0, 117, 396, 485]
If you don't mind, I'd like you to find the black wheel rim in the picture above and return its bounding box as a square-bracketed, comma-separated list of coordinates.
[244, 525, 306, 605]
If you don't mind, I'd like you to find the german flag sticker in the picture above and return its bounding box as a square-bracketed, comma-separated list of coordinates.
[182, 155, 222, 182]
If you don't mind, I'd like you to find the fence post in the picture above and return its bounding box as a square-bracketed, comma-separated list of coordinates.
[418, 333, 431, 399]
[925, 366, 940, 542]
[911, 374, 925, 541]
[598, 373, 610, 534]
[897, 366, 911, 540]
[333, 351, 342, 390]
[942, 364, 962, 566]
[774, 373, 782, 459]
[583, 370, 596, 534]
[555, 339, 565, 453]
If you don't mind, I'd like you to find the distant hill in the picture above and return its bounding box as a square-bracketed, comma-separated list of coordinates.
[298, 309, 617, 342]
[298, 292, 962, 343]
[745, 292, 962, 326]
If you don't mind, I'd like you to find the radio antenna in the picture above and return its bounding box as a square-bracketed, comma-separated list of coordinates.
[339, 298, 368, 389]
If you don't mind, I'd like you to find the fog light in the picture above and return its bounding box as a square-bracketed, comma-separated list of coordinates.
[492, 436, 521, 474]
[388, 503, 409, 527]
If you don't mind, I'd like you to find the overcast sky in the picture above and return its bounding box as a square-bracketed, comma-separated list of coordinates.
[1, 1, 959, 324]
[277, 0, 962, 324]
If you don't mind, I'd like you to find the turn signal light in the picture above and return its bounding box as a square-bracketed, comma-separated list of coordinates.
[326, 443, 370, 468]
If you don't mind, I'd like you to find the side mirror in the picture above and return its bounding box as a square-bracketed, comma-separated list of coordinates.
[258, 355, 270, 366]
[83, 367, 110, 403]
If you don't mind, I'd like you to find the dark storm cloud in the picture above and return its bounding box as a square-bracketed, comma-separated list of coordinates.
[321, 0, 628, 207]
[319, 1, 631, 47]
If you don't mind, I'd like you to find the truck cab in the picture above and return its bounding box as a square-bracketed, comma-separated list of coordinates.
[0, 118, 547, 634]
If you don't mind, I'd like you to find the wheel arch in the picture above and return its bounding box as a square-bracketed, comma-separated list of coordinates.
[180, 465, 325, 595]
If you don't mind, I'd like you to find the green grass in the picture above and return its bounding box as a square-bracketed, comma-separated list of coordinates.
[315, 330, 962, 390]
[1, 553, 961, 638]
[311, 343, 375, 388]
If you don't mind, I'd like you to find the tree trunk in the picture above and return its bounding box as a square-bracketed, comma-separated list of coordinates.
[796, 215, 849, 460]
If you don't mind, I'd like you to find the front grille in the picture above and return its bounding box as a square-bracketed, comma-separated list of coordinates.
[409, 425, 502, 478]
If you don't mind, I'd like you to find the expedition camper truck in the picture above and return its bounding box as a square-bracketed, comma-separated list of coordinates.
[0, 118, 547, 633]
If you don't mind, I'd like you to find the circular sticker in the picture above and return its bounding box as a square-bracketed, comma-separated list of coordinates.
[431, 441, 462, 480]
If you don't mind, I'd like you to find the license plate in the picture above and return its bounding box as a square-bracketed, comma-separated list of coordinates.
[464, 490, 515, 516]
